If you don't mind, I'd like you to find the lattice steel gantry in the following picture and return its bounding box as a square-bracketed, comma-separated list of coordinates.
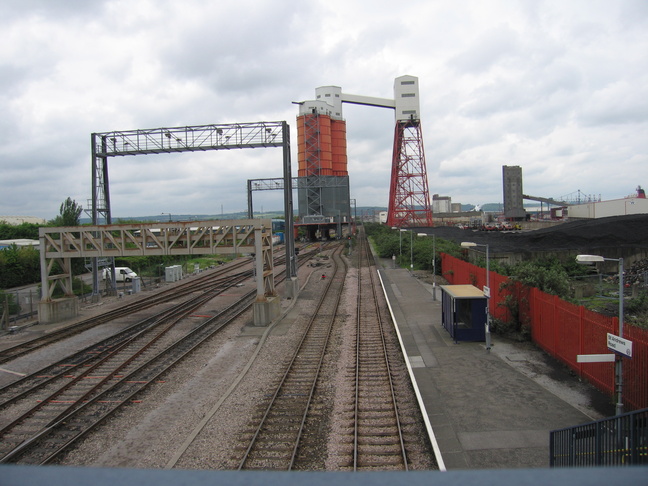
[38, 220, 278, 325]
[387, 117, 433, 227]
[386, 76, 433, 228]
[35, 121, 299, 325]
[89, 120, 297, 300]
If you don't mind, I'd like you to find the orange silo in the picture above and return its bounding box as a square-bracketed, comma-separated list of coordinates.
[331, 119, 348, 176]
[319, 116, 333, 176]
[297, 113, 333, 177]
[297, 115, 307, 177]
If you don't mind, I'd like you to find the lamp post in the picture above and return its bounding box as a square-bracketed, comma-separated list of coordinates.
[409, 230, 413, 273]
[461, 241, 491, 351]
[391, 227, 398, 268]
[399, 229, 413, 274]
[576, 254, 625, 415]
[399, 229, 407, 268]
[419, 233, 437, 300]
[433, 234, 436, 300]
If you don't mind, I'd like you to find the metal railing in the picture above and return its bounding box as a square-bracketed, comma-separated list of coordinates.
[550, 408, 648, 467]
[1, 288, 38, 329]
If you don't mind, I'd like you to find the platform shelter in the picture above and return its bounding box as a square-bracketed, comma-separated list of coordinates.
[440, 285, 487, 342]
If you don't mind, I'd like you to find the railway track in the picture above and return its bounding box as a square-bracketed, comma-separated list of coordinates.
[0, 237, 438, 470]
[0, 245, 312, 366]
[237, 243, 347, 470]
[351, 229, 408, 470]
[0, 246, 324, 465]
[0, 277, 256, 464]
[0, 258, 253, 365]
[235, 231, 435, 471]
[0, 272, 252, 409]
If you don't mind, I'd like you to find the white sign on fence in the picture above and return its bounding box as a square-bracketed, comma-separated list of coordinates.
[607, 333, 633, 359]
[577, 354, 616, 363]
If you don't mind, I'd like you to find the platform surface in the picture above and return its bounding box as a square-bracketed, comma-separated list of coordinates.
[378, 263, 600, 470]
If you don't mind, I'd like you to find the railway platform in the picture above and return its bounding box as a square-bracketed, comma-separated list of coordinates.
[377, 261, 608, 470]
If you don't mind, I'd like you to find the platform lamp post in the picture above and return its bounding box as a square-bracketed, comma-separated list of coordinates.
[409, 230, 413, 274]
[461, 242, 491, 351]
[399, 229, 406, 268]
[390, 227, 398, 268]
[419, 233, 437, 300]
[399, 229, 413, 274]
[576, 254, 624, 415]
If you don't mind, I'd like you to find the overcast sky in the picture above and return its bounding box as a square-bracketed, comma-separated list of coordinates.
[1, 0, 646, 220]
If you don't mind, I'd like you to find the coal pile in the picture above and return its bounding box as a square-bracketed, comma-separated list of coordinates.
[626, 259, 648, 286]
[415, 213, 648, 255]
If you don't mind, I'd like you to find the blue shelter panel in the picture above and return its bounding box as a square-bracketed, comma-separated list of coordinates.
[440, 285, 487, 342]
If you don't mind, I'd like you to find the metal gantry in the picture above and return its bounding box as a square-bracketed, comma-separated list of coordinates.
[91, 121, 287, 225]
[39, 220, 275, 303]
[387, 120, 433, 227]
[302, 114, 324, 217]
[90, 121, 297, 297]
[246, 177, 347, 218]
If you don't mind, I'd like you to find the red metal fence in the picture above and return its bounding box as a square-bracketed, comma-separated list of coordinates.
[441, 253, 648, 411]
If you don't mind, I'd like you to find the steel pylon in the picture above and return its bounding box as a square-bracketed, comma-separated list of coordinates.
[387, 119, 433, 227]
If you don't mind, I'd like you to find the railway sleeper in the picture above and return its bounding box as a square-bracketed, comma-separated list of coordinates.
[357, 436, 403, 447]
[249, 442, 296, 453]
[357, 409, 399, 417]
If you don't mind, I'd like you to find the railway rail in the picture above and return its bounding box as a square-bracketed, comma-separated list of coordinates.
[0, 246, 321, 464]
[237, 243, 347, 470]
[0, 245, 308, 365]
[0, 258, 253, 365]
[0, 272, 250, 408]
[0, 237, 439, 470]
[351, 230, 408, 470]
[0, 276, 255, 463]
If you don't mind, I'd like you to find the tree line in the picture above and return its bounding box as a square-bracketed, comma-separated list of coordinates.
[1, 197, 83, 289]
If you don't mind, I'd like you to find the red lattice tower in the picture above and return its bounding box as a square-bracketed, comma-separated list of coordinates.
[387, 119, 433, 227]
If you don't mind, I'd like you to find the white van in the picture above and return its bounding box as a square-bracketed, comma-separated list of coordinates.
[103, 267, 137, 282]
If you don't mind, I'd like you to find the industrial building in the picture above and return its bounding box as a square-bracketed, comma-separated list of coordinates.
[502, 165, 527, 220]
[502, 166, 648, 221]
[295, 75, 433, 239]
[295, 87, 351, 240]
[567, 187, 648, 219]
[0, 216, 47, 225]
[0, 239, 39, 250]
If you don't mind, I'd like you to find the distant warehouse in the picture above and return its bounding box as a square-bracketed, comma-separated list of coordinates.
[0, 239, 40, 250]
[0, 215, 47, 225]
[568, 187, 648, 219]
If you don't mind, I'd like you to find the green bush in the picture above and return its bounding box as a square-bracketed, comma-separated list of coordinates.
[0, 244, 41, 288]
[0, 222, 40, 239]
[364, 223, 462, 272]
[506, 259, 571, 297]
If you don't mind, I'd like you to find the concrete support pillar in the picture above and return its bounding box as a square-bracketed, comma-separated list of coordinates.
[253, 296, 280, 326]
[38, 297, 79, 324]
[284, 277, 300, 300]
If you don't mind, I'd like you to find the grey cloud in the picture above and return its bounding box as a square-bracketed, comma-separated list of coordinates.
[0, 0, 106, 23]
[448, 25, 521, 74]
[578, 83, 648, 126]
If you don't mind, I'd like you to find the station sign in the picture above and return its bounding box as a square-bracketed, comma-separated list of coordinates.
[577, 354, 616, 363]
[607, 333, 633, 358]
